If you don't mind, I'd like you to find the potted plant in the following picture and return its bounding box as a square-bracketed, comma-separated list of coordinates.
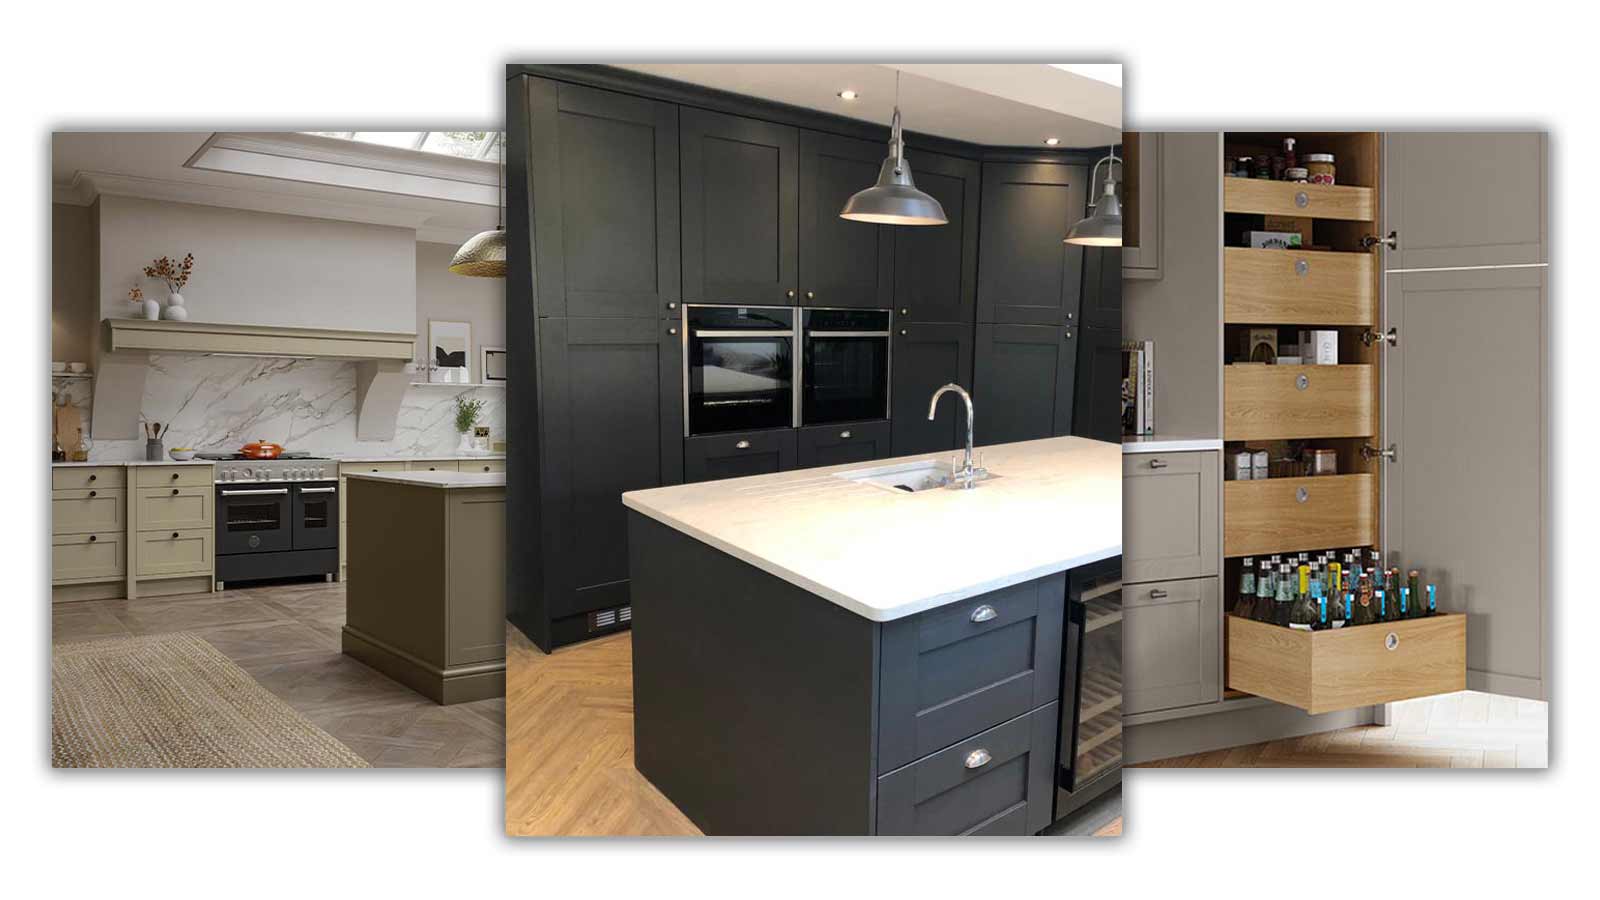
[143, 253, 194, 321]
[454, 395, 486, 453]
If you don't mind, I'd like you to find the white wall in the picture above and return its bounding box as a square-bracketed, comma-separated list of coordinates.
[415, 241, 506, 373]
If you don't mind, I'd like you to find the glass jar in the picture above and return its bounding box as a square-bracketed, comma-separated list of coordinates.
[1285, 166, 1310, 183]
[1306, 153, 1336, 185]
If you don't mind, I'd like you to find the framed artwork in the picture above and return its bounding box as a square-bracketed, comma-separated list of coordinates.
[428, 320, 471, 383]
[481, 346, 507, 383]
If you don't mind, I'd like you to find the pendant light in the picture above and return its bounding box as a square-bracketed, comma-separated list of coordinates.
[1065, 146, 1122, 246]
[450, 133, 507, 277]
[839, 71, 948, 226]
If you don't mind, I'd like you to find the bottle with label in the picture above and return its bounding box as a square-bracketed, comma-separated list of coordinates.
[1234, 557, 1257, 618]
[1407, 570, 1423, 619]
[1400, 586, 1411, 619]
[1426, 583, 1438, 616]
[69, 428, 89, 463]
[1329, 561, 1343, 598]
[1352, 570, 1376, 626]
[1368, 549, 1382, 582]
[1289, 580, 1319, 631]
[1274, 563, 1295, 627]
[1282, 137, 1298, 174]
[1253, 561, 1275, 622]
[1376, 588, 1389, 622]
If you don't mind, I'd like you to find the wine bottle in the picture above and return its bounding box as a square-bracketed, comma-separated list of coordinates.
[1407, 570, 1422, 620]
[1233, 556, 1257, 617]
[1274, 563, 1294, 627]
[1289, 580, 1319, 631]
[1398, 584, 1410, 619]
[1253, 561, 1275, 622]
[1352, 570, 1376, 626]
[1376, 587, 1388, 623]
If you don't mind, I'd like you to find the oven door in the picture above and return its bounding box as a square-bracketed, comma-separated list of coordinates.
[216, 486, 293, 555]
[1057, 556, 1123, 815]
[292, 483, 339, 550]
[685, 305, 796, 436]
[801, 309, 891, 426]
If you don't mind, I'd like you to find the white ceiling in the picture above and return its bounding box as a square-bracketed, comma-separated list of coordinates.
[614, 63, 1122, 148]
[52, 132, 498, 243]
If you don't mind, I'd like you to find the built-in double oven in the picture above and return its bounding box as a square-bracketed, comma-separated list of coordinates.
[682, 304, 891, 436]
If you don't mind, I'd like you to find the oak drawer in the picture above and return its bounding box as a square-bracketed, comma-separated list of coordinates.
[408, 460, 460, 472]
[878, 574, 1064, 773]
[1224, 473, 1375, 557]
[52, 488, 124, 535]
[134, 527, 212, 577]
[52, 466, 125, 490]
[134, 465, 213, 488]
[136, 485, 213, 531]
[462, 459, 506, 473]
[1223, 364, 1376, 441]
[877, 703, 1058, 836]
[1223, 178, 1375, 221]
[1227, 613, 1466, 715]
[1123, 451, 1219, 583]
[1223, 247, 1375, 326]
[52, 531, 125, 582]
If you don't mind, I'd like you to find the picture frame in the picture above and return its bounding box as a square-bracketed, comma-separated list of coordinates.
[428, 320, 471, 384]
[481, 346, 507, 383]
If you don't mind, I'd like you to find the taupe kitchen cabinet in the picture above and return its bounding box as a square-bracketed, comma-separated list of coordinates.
[1122, 452, 1219, 584]
[890, 323, 974, 456]
[973, 323, 1075, 445]
[129, 466, 214, 597]
[1122, 577, 1220, 715]
[975, 161, 1087, 325]
[337, 459, 497, 582]
[684, 428, 798, 483]
[892, 149, 981, 325]
[1120, 133, 1162, 279]
[1383, 132, 1545, 270]
[51, 467, 127, 594]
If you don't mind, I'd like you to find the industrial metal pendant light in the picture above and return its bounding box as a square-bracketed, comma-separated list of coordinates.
[1065, 146, 1122, 246]
[839, 71, 948, 226]
[450, 134, 507, 277]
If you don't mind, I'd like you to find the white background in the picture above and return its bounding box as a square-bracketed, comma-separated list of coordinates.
[4, 3, 1588, 896]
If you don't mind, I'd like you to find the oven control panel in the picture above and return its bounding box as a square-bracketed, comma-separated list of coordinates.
[214, 461, 336, 483]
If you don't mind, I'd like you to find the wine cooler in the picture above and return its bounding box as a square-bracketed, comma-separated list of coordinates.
[1055, 555, 1122, 820]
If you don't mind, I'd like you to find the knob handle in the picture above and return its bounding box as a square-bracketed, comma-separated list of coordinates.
[1296, 487, 1310, 503]
[171, 532, 180, 539]
[899, 328, 908, 336]
[839, 430, 851, 439]
[805, 291, 815, 300]
[88, 490, 96, 497]
[1295, 190, 1310, 208]
[898, 307, 908, 315]
[786, 289, 796, 299]
[970, 604, 998, 623]
[172, 488, 180, 495]
[1296, 374, 1311, 391]
[735, 440, 751, 450]
[88, 535, 97, 542]
[1063, 330, 1073, 340]
[172, 472, 180, 479]
[964, 748, 992, 769]
[1385, 632, 1400, 651]
[88, 474, 96, 482]
[1295, 258, 1310, 277]
[668, 327, 678, 335]
[667, 301, 678, 310]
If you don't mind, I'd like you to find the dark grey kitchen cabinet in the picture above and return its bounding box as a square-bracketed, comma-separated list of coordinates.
[796, 420, 891, 468]
[892, 150, 981, 324]
[526, 77, 680, 319]
[798, 130, 895, 308]
[1079, 247, 1122, 330]
[684, 428, 799, 483]
[890, 323, 975, 456]
[680, 107, 800, 306]
[976, 162, 1088, 325]
[1072, 324, 1123, 444]
[973, 323, 1076, 444]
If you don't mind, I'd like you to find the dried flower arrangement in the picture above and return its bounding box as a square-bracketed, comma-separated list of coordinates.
[127, 285, 144, 303]
[454, 395, 486, 434]
[143, 253, 195, 293]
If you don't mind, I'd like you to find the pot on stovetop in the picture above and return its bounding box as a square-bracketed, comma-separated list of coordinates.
[239, 438, 286, 460]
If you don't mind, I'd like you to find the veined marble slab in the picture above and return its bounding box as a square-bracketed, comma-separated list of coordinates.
[345, 471, 505, 490]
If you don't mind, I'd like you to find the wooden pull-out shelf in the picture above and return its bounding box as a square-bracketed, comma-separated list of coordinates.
[1227, 614, 1466, 715]
[1224, 364, 1376, 441]
[1223, 473, 1375, 558]
[1223, 247, 1376, 326]
[1224, 178, 1375, 221]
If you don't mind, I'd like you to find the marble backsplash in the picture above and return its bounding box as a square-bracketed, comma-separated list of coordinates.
[54, 354, 505, 462]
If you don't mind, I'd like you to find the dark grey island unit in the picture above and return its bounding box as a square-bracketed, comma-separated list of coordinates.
[623, 436, 1122, 835]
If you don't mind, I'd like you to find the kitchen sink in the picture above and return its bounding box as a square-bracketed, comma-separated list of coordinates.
[836, 460, 994, 494]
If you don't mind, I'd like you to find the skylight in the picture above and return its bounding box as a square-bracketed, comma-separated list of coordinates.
[302, 131, 501, 161]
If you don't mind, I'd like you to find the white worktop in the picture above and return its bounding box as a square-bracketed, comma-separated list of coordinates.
[52, 459, 215, 467]
[1121, 434, 1224, 454]
[331, 453, 505, 463]
[622, 436, 1121, 623]
[345, 470, 506, 490]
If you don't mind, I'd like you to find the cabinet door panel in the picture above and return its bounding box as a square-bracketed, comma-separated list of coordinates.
[890, 323, 974, 456]
[799, 130, 893, 308]
[976, 162, 1087, 325]
[681, 108, 798, 305]
[893, 150, 980, 324]
[684, 428, 798, 483]
[1122, 451, 1219, 583]
[1123, 577, 1220, 714]
[973, 324, 1074, 444]
[796, 421, 890, 469]
[1385, 132, 1546, 270]
[1072, 324, 1123, 444]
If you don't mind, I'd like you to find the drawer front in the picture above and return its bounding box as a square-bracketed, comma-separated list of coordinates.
[52, 531, 126, 582]
[684, 429, 799, 484]
[795, 420, 891, 469]
[1224, 247, 1375, 326]
[877, 703, 1058, 836]
[1123, 451, 1219, 583]
[52, 466, 125, 490]
[135, 527, 213, 577]
[52, 488, 124, 535]
[133, 465, 213, 488]
[1223, 364, 1376, 441]
[408, 460, 461, 472]
[878, 573, 1064, 773]
[1224, 473, 1375, 558]
[1227, 613, 1466, 715]
[1223, 178, 1375, 221]
[136, 486, 213, 531]
[340, 461, 409, 475]
[1123, 577, 1220, 714]
[462, 459, 506, 474]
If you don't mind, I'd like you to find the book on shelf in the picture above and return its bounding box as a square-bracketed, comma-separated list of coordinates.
[1121, 339, 1155, 437]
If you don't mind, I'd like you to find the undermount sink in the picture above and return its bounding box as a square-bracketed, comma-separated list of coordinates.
[836, 460, 994, 494]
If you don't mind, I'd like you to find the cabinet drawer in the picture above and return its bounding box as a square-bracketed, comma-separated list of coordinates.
[136, 486, 213, 531]
[1124, 577, 1221, 715]
[1227, 613, 1466, 715]
[340, 461, 409, 475]
[52, 531, 125, 582]
[877, 703, 1058, 836]
[1123, 451, 1219, 583]
[795, 420, 891, 469]
[878, 574, 1064, 773]
[408, 460, 460, 472]
[684, 429, 798, 484]
[52, 466, 125, 490]
[462, 459, 506, 474]
[52, 488, 124, 535]
[1223, 474, 1375, 558]
[135, 527, 212, 577]
[1223, 364, 1376, 441]
[1223, 178, 1375, 221]
[133, 465, 212, 488]
[1223, 247, 1375, 326]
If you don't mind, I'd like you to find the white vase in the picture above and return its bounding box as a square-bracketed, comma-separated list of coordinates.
[163, 292, 189, 321]
[141, 298, 161, 321]
[457, 431, 475, 453]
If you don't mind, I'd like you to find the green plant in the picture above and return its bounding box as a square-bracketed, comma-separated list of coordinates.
[454, 395, 485, 433]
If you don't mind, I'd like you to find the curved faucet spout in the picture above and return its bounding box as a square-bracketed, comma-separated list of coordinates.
[927, 383, 977, 489]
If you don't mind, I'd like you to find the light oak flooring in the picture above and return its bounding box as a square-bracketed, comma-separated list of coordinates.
[505, 626, 1123, 836]
[1137, 690, 1548, 768]
[52, 581, 504, 768]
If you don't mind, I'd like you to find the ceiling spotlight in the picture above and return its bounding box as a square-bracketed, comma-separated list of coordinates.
[838, 90, 860, 101]
[1044, 137, 1061, 146]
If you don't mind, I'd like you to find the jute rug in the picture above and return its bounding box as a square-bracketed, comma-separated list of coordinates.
[52, 632, 370, 768]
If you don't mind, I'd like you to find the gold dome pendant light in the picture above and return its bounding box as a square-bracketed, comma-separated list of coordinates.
[839, 70, 948, 226]
[450, 133, 507, 277]
[1065, 145, 1123, 246]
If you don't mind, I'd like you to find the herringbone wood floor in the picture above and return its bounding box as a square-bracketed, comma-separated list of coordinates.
[1137, 691, 1548, 768]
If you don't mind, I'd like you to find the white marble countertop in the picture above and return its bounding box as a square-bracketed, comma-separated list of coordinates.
[1121, 434, 1224, 454]
[52, 459, 215, 467]
[623, 436, 1121, 623]
[345, 470, 506, 489]
[331, 453, 505, 463]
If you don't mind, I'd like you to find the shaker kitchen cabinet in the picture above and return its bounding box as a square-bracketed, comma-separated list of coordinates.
[685, 428, 798, 483]
[1121, 133, 1162, 279]
[890, 323, 974, 456]
[892, 149, 980, 325]
[973, 323, 1075, 445]
[1123, 577, 1220, 715]
[976, 161, 1087, 325]
[1072, 247, 1123, 443]
[798, 130, 894, 309]
[796, 421, 891, 469]
[1384, 131, 1545, 271]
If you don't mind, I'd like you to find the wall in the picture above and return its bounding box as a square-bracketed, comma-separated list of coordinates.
[52, 202, 97, 364]
[415, 241, 506, 373]
[1122, 132, 1222, 437]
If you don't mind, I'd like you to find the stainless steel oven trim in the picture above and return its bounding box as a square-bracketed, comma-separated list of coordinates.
[691, 329, 796, 338]
[798, 307, 895, 426]
[219, 488, 290, 496]
[298, 486, 338, 493]
[681, 303, 802, 438]
[804, 330, 892, 338]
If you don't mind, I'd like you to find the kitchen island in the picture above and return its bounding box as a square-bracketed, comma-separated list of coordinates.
[622, 436, 1121, 836]
[342, 470, 507, 704]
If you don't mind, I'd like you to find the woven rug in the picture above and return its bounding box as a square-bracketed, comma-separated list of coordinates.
[52, 632, 370, 768]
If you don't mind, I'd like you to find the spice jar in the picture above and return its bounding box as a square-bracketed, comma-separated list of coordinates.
[1253, 156, 1272, 179]
[1232, 157, 1252, 178]
[1306, 153, 1336, 185]
[1284, 166, 1309, 183]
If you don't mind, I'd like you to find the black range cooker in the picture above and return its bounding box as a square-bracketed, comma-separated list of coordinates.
[201, 452, 339, 589]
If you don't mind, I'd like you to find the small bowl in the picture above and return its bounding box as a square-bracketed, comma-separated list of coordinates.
[168, 449, 197, 461]
[67, 362, 88, 374]
[51, 362, 66, 373]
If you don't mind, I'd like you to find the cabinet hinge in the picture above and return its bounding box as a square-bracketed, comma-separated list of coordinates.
[1361, 231, 1398, 251]
[1360, 327, 1398, 347]
[1361, 443, 1398, 462]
